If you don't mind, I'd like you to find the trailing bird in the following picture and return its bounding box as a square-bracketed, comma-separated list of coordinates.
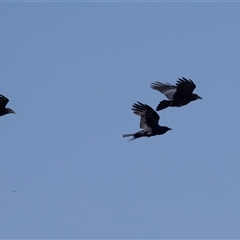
[123, 101, 171, 141]
[150, 77, 202, 111]
[0, 94, 16, 117]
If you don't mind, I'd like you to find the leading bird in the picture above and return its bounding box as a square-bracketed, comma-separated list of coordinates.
[150, 77, 202, 111]
[123, 101, 171, 141]
[0, 94, 16, 117]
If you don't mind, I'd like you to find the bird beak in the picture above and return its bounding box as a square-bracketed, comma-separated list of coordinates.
[9, 109, 16, 114]
[198, 96, 202, 100]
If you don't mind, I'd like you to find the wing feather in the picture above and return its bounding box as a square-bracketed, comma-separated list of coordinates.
[0, 94, 9, 109]
[175, 77, 196, 97]
[150, 82, 176, 100]
[132, 101, 160, 129]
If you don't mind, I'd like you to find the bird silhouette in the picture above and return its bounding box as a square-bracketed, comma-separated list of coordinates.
[150, 77, 202, 111]
[0, 94, 15, 117]
[123, 101, 171, 141]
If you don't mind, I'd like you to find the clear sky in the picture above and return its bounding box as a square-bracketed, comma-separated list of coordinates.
[1, 2, 240, 239]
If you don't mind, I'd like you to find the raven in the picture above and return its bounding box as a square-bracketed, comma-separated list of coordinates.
[123, 101, 171, 141]
[150, 77, 202, 111]
[0, 94, 15, 117]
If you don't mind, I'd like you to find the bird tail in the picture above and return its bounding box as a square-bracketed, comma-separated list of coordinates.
[122, 133, 136, 141]
[156, 100, 172, 111]
[123, 130, 147, 141]
[122, 133, 134, 138]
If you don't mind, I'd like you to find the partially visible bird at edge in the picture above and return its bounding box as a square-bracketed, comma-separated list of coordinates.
[150, 77, 202, 111]
[123, 101, 172, 141]
[0, 94, 16, 117]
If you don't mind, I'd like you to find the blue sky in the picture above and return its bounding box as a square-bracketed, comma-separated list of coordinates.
[1, 2, 240, 239]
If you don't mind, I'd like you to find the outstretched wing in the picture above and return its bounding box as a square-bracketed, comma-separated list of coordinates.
[132, 102, 160, 129]
[175, 77, 196, 97]
[0, 94, 9, 109]
[150, 82, 177, 100]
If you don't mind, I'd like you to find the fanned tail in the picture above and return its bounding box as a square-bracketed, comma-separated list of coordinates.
[156, 100, 172, 111]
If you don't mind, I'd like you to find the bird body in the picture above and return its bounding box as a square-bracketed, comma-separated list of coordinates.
[0, 94, 15, 117]
[150, 77, 202, 111]
[123, 102, 171, 141]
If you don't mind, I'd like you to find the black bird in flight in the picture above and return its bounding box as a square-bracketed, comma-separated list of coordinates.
[123, 101, 172, 141]
[0, 94, 16, 117]
[150, 77, 202, 111]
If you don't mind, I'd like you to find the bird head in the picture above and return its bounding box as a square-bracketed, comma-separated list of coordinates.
[6, 108, 16, 114]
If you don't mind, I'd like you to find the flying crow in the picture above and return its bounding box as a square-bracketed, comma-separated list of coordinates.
[150, 77, 202, 111]
[123, 101, 171, 141]
[0, 94, 16, 117]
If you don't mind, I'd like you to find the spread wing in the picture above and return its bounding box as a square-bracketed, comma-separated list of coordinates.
[150, 82, 177, 100]
[132, 102, 160, 129]
[0, 94, 9, 109]
[175, 77, 196, 98]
